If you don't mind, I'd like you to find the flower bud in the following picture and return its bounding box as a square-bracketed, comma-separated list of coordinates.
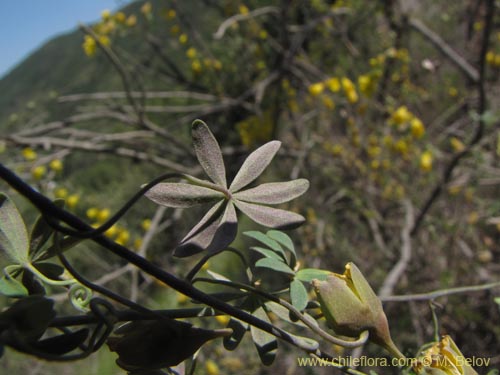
[312, 262, 403, 358]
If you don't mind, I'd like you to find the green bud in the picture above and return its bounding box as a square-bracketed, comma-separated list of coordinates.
[312, 262, 403, 358]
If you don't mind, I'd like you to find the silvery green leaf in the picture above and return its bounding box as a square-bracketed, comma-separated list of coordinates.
[267, 230, 294, 253]
[0, 275, 28, 297]
[250, 246, 284, 261]
[229, 141, 281, 193]
[145, 183, 223, 208]
[250, 306, 277, 366]
[0, 194, 29, 264]
[192, 120, 227, 188]
[234, 200, 305, 229]
[175, 201, 224, 257]
[243, 231, 285, 256]
[233, 179, 309, 204]
[175, 201, 237, 257]
[206, 201, 237, 254]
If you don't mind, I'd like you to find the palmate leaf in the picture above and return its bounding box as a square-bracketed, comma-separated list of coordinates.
[0, 194, 29, 264]
[229, 141, 281, 193]
[192, 120, 227, 188]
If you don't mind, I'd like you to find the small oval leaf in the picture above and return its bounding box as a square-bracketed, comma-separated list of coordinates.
[255, 258, 295, 276]
[290, 278, 308, 311]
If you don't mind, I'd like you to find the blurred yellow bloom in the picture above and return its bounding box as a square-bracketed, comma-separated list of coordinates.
[205, 359, 220, 375]
[259, 30, 268, 39]
[133, 238, 142, 250]
[105, 225, 118, 238]
[341, 77, 355, 91]
[448, 86, 458, 97]
[67, 194, 80, 209]
[239, 4, 249, 14]
[179, 33, 188, 44]
[141, 2, 152, 15]
[345, 88, 359, 103]
[308, 82, 325, 96]
[166, 9, 176, 19]
[213, 59, 222, 70]
[32, 165, 46, 180]
[83, 35, 96, 56]
[97, 208, 111, 222]
[215, 315, 230, 325]
[391, 106, 412, 125]
[126, 14, 137, 27]
[114, 12, 126, 23]
[394, 139, 408, 155]
[86, 207, 99, 220]
[420, 151, 433, 172]
[186, 47, 197, 59]
[98, 35, 110, 47]
[321, 95, 335, 109]
[22, 147, 37, 161]
[141, 218, 152, 231]
[201, 261, 210, 271]
[410, 118, 425, 138]
[49, 159, 63, 172]
[116, 229, 130, 245]
[326, 77, 340, 92]
[176, 292, 189, 304]
[450, 137, 465, 152]
[191, 60, 202, 73]
[101, 9, 111, 20]
[54, 187, 68, 199]
[170, 25, 180, 35]
[486, 51, 495, 65]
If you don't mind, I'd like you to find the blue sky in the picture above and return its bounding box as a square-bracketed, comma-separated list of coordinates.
[0, 0, 132, 78]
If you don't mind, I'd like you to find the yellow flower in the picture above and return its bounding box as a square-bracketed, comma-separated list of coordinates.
[116, 229, 130, 246]
[22, 147, 37, 161]
[321, 95, 335, 109]
[486, 50, 495, 65]
[191, 60, 202, 73]
[141, 219, 152, 231]
[67, 194, 80, 209]
[448, 86, 458, 97]
[259, 30, 268, 39]
[358, 74, 374, 96]
[101, 9, 111, 20]
[215, 315, 230, 325]
[345, 88, 359, 103]
[326, 77, 340, 92]
[239, 5, 249, 15]
[308, 82, 325, 96]
[105, 225, 118, 238]
[32, 165, 46, 180]
[413, 335, 478, 375]
[410, 118, 425, 139]
[420, 151, 433, 172]
[176, 292, 189, 304]
[179, 33, 188, 44]
[394, 139, 408, 156]
[126, 14, 137, 27]
[49, 159, 63, 172]
[86, 207, 99, 220]
[169, 25, 180, 35]
[166, 9, 176, 19]
[97, 208, 111, 222]
[205, 359, 220, 375]
[450, 137, 465, 152]
[114, 12, 126, 23]
[391, 106, 412, 125]
[141, 2, 152, 15]
[133, 238, 142, 250]
[186, 47, 197, 59]
[83, 35, 96, 56]
[98, 35, 110, 47]
[54, 187, 68, 199]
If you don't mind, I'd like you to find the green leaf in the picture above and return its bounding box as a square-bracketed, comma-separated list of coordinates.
[290, 278, 308, 311]
[250, 306, 277, 366]
[255, 258, 295, 276]
[0, 194, 29, 264]
[0, 275, 29, 297]
[266, 230, 294, 253]
[243, 231, 286, 258]
[29, 199, 65, 261]
[296, 268, 331, 282]
[250, 246, 284, 261]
